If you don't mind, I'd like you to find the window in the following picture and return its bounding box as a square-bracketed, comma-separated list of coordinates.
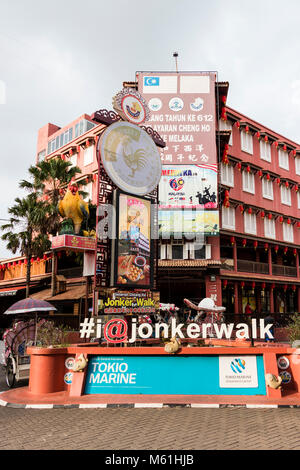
[188, 242, 209, 259]
[295, 157, 300, 175]
[220, 163, 234, 187]
[278, 149, 289, 170]
[283, 222, 294, 243]
[262, 178, 273, 200]
[69, 153, 78, 168]
[264, 218, 276, 239]
[244, 212, 256, 235]
[222, 207, 235, 230]
[83, 181, 93, 201]
[83, 145, 94, 166]
[260, 140, 271, 162]
[242, 170, 255, 194]
[37, 150, 46, 163]
[281, 185, 291, 206]
[219, 119, 233, 145]
[241, 130, 253, 154]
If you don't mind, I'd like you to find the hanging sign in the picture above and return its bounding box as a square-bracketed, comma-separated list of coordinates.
[98, 121, 162, 196]
[112, 88, 150, 125]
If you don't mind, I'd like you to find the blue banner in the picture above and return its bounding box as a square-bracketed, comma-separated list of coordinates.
[84, 355, 266, 396]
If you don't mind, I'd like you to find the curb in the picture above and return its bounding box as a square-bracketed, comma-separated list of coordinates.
[1, 400, 300, 410]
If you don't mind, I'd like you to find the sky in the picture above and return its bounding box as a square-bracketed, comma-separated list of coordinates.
[1, 0, 300, 258]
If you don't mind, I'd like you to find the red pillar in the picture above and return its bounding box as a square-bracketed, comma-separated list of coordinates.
[270, 287, 274, 314]
[296, 251, 299, 279]
[268, 247, 272, 276]
[234, 282, 239, 314]
[233, 242, 237, 272]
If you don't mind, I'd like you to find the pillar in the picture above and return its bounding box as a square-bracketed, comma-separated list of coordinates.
[234, 282, 239, 314]
[270, 287, 274, 314]
[233, 242, 237, 272]
[268, 247, 272, 276]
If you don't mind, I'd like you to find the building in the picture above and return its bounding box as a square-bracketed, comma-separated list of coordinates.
[1, 79, 300, 322]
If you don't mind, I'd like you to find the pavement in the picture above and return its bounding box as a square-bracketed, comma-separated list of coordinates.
[0, 367, 300, 450]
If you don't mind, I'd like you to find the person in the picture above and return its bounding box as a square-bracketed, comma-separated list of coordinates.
[245, 302, 253, 315]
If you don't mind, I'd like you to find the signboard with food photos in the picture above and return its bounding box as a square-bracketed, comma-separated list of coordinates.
[112, 191, 153, 288]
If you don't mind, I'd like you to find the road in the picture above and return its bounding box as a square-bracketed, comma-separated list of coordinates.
[0, 367, 300, 450]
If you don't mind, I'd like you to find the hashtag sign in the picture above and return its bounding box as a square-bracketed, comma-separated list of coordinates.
[80, 318, 95, 338]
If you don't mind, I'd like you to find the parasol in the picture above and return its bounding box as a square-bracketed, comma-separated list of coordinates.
[4, 298, 57, 344]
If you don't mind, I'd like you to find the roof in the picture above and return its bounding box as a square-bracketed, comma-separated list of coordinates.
[158, 259, 221, 268]
[30, 284, 92, 301]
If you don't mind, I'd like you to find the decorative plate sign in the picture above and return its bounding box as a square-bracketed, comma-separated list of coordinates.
[112, 88, 150, 125]
[65, 357, 75, 370]
[98, 121, 162, 196]
[277, 356, 290, 370]
[279, 371, 292, 384]
[64, 372, 73, 385]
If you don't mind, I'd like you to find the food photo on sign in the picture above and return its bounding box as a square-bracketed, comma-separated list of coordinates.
[111, 191, 153, 288]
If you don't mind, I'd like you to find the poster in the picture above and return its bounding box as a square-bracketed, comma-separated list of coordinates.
[219, 356, 259, 388]
[159, 164, 217, 209]
[137, 72, 217, 165]
[115, 192, 152, 288]
[158, 210, 219, 236]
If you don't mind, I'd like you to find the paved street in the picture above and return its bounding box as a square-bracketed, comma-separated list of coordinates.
[0, 365, 299, 451]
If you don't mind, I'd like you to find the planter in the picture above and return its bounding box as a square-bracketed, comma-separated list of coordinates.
[27, 346, 68, 394]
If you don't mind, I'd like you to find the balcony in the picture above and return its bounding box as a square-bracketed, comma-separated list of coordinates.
[222, 259, 298, 277]
[237, 260, 269, 274]
[272, 264, 297, 277]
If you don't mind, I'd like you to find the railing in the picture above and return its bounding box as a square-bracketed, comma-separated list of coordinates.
[237, 260, 269, 274]
[223, 313, 294, 328]
[272, 264, 297, 277]
[57, 267, 83, 278]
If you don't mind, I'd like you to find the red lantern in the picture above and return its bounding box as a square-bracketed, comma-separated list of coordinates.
[258, 170, 263, 179]
[256, 131, 261, 139]
[262, 282, 266, 290]
[30, 258, 34, 263]
[266, 173, 270, 181]
[274, 141, 279, 148]
[76, 145, 81, 153]
[287, 218, 291, 225]
[283, 284, 288, 291]
[293, 248, 297, 257]
[285, 181, 289, 188]
[264, 243, 269, 252]
[260, 211, 265, 219]
[271, 283, 275, 290]
[297, 222, 300, 229]
[268, 213, 272, 220]
[85, 177, 89, 183]
[223, 280, 228, 289]
[284, 247, 288, 255]
[221, 95, 227, 104]
[69, 148, 73, 156]
[274, 245, 279, 254]
[242, 238, 247, 247]
[237, 162, 242, 171]
[295, 185, 299, 192]
[276, 178, 281, 185]
[253, 241, 258, 250]
[245, 125, 249, 133]
[292, 285, 297, 292]
[283, 144, 287, 151]
[239, 204, 244, 214]
[24, 259, 27, 265]
[61, 155, 66, 161]
[13, 261, 16, 267]
[86, 140, 90, 147]
[18, 260, 22, 265]
[236, 121, 240, 129]
[279, 216, 283, 224]
[248, 207, 252, 214]
[221, 108, 227, 120]
[292, 149, 297, 157]
[7, 263, 11, 268]
[246, 165, 251, 173]
[251, 281, 256, 289]
[241, 281, 245, 288]
[93, 174, 97, 182]
[230, 236, 235, 245]
[264, 135, 268, 142]
[43, 254, 47, 261]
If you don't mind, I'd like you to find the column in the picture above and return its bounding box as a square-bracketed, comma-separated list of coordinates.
[233, 242, 238, 272]
[268, 247, 272, 276]
[234, 282, 239, 314]
[270, 287, 274, 314]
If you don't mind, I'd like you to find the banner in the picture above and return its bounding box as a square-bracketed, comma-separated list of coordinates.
[158, 210, 219, 235]
[137, 72, 217, 165]
[159, 164, 217, 209]
[114, 192, 152, 288]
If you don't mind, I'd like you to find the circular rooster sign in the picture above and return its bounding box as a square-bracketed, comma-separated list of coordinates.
[98, 121, 162, 196]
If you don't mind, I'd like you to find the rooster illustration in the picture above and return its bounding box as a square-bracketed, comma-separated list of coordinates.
[122, 137, 148, 177]
[58, 183, 89, 234]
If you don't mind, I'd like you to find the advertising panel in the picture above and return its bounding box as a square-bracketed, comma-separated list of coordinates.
[219, 356, 259, 388]
[158, 210, 219, 236]
[137, 72, 217, 165]
[159, 164, 217, 209]
[114, 192, 153, 288]
[84, 355, 266, 396]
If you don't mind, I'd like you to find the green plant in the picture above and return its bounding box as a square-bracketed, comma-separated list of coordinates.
[287, 314, 300, 344]
[36, 321, 71, 347]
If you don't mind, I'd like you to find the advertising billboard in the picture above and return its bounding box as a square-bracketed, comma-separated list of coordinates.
[113, 191, 153, 288]
[158, 210, 219, 236]
[137, 72, 217, 166]
[159, 164, 217, 209]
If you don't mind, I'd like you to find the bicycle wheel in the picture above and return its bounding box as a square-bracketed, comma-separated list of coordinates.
[5, 357, 15, 388]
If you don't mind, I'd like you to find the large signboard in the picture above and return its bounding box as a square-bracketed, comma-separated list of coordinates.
[52, 234, 96, 252]
[137, 72, 217, 165]
[84, 355, 266, 395]
[98, 121, 162, 196]
[113, 192, 153, 288]
[158, 210, 219, 236]
[159, 164, 217, 209]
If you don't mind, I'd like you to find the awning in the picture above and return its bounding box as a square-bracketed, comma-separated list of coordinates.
[30, 285, 92, 301]
[0, 286, 26, 297]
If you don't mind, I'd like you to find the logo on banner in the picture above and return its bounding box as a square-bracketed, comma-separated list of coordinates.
[190, 97, 204, 111]
[230, 358, 246, 374]
[169, 97, 184, 111]
[169, 177, 184, 191]
[144, 77, 160, 86]
[148, 97, 162, 111]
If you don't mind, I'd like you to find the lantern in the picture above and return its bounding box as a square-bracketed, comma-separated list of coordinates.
[57, 252, 62, 259]
[297, 222, 300, 229]
[266, 173, 270, 181]
[258, 170, 263, 179]
[223, 280, 228, 289]
[268, 213, 272, 220]
[221, 107, 227, 120]
[30, 258, 34, 263]
[287, 218, 291, 225]
[241, 281, 245, 288]
[264, 135, 268, 142]
[246, 165, 251, 173]
[248, 207, 252, 214]
[224, 143, 229, 151]
[262, 282, 266, 290]
[61, 155, 66, 161]
[284, 247, 288, 255]
[279, 216, 283, 224]
[293, 248, 297, 257]
[256, 131, 261, 139]
[260, 211, 265, 219]
[69, 148, 73, 156]
[283, 144, 287, 151]
[276, 178, 281, 185]
[236, 121, 240, 129]
[18, 260, 22, 265]
[295, 185, 299, 192]
[242, 238, 247, 247]
[43, 254, 47, 261]
[251, 281, 256, 289]
[93, 174, 97, 182]
[271, 283, 275, 290]
[274, 245, 279, 254]
[7, 263, 11, 268]
[221, 95, 227, 104]
[253, 241, 258, 250]
[85, 177, 89, 183]
[274, 141, 279, 148]
[76, 146, 81, 153]
[283, 284, 288, 291]
[237, 162, 242, 171]
[230, 236, 235, 245]
[245, 125, 249, 133]
[264, 243, 269, 252]
[239, 204, 244, 214]
[293, 149, 297, 157]
[292, 285, 297, 292]
[285, 181, 289, 188]
[24, 259, 27, 265]
[13, 261, 16, 267]
[86, 139, 90, 147]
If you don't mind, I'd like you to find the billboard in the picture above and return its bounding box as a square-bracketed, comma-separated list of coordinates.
[137, 72, 217, 166]
[159, 164, 217, 209]
[113, 192, 153, 288]
[158, 210, 219, 236]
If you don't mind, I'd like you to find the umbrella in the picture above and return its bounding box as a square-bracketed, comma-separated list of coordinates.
[4, 298, 57, 345]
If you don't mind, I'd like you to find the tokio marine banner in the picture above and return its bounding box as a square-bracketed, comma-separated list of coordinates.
[137, 71, 217, 166]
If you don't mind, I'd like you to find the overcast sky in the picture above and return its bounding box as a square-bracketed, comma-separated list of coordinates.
[1, 0, 300, 258]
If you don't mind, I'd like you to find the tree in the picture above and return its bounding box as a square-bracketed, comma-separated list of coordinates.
[20, 158, 87, 235]
[1, 193, 51, 298]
